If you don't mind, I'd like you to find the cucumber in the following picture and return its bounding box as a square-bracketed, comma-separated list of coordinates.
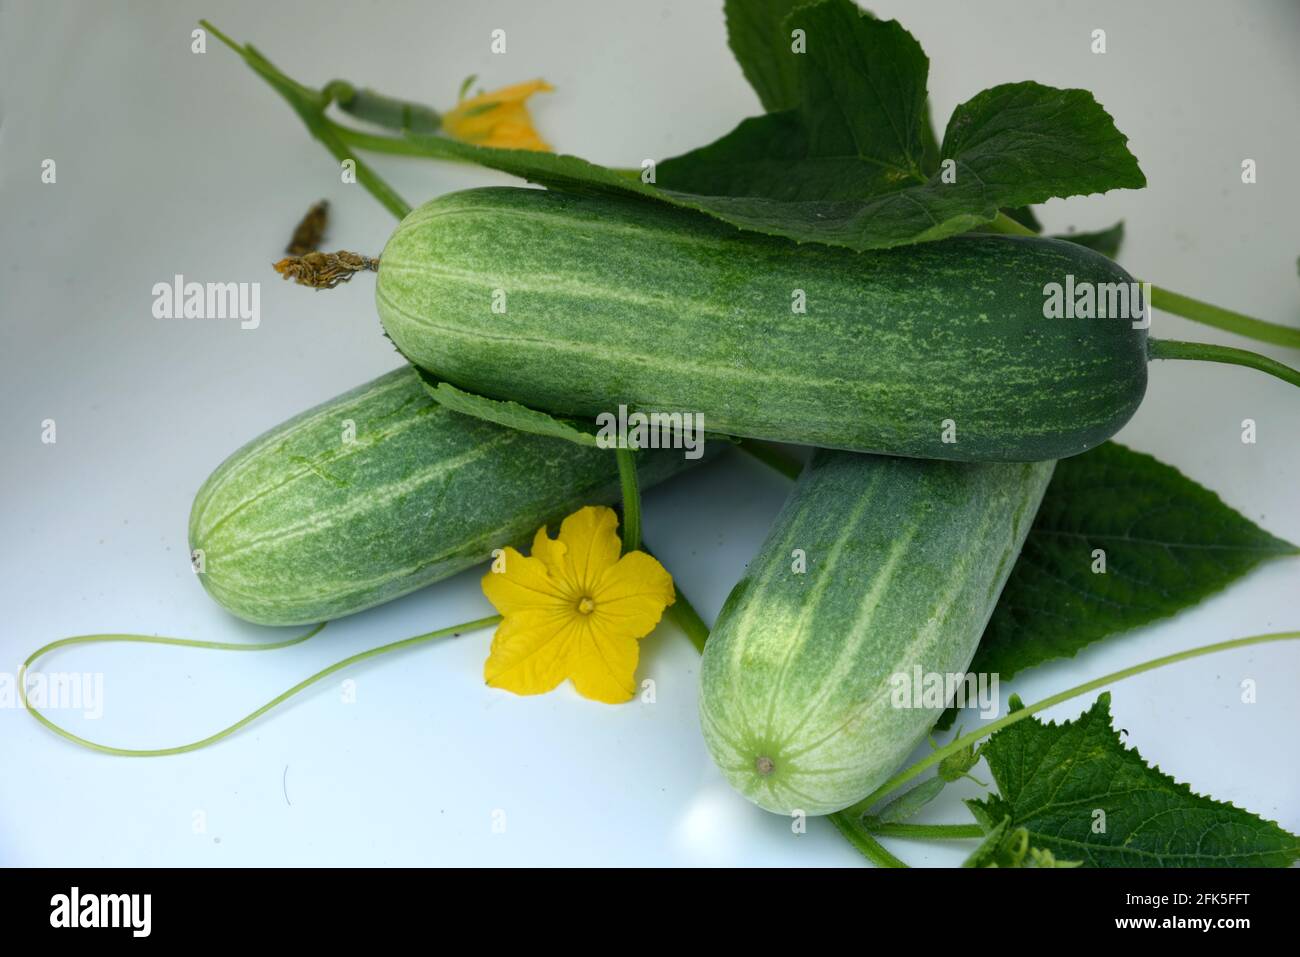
[376, 187, 1147, 463]
[698, 450, 1054, 816]
[189, 366, 700, 626]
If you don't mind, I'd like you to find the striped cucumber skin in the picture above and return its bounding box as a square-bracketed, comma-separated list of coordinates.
[376, 187, 1147, 463]
[189, 366, 697, 626]
[698, 450, 1054, 816]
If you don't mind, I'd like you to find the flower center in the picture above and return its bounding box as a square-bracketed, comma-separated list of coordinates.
[577, 596, 596, 615]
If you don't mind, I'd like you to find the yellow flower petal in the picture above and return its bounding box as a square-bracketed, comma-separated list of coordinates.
[483, 608, 583, 696]
[481, 547, 572, 616]
[555, 506, 623, 595]
[462, 79, 553, 106]
[568, 624, 640, 703]
[529, 524, 569, 584]
[442, 79, 553, 152]
[591, 551, 677, 637]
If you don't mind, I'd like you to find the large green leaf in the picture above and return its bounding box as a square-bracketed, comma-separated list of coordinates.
[976, 442, 1298, 681]
[968, 695, 1300, 867]
[657, 0, 1145, 248]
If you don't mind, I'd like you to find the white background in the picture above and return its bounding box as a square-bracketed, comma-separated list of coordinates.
[1, 0, 1297, 867]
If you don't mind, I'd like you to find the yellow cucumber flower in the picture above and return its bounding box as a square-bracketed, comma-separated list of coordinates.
[481, 506, 675, 703]
[442, 79, 554, 151]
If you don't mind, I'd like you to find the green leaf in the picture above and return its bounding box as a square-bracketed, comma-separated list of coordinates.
[1052, 220, 1125, 258]
[724, 0, 946, 174]
[996, 207, 1125, 258]
[961, 817, 1011, 867]
[656, 0, 1145, 249]
[1002, 206, 1043, 232]
[938, 80, 1145, 207]
[661, 3, 931, 204]
[973, 442, 1298, 682]
[408, 363, 739, 451]
[968, 694, 1300, 867]
[724, 0, 805, 111]
[410, 365, 600, 447]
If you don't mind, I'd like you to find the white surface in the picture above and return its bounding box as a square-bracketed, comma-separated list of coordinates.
[1, 0, 1297, 867]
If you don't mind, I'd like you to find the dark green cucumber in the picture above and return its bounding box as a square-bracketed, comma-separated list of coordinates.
[376, 187, 1147, 463]
[189, 366, 700, 626]
[699, 450, 1054, 816]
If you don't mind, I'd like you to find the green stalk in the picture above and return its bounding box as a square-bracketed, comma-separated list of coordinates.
[1148, 287, 1300, 350]
[1149, 338, 1300, 388]
[20, 616, 501, 756]
[830, 815, 909, 867]
[201, 20, 413, 220]
[863, 822, 984, 840]
[990, 211, 1300, 350]
[333, 124, 471, 161]
[615, 447, 642, 554]
[664, 586, 711, 655]
[843, 630, 1300, 818]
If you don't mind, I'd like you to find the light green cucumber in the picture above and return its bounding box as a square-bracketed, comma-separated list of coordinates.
[189, 366, 701, 626]
[698, 449, 1054, 816]
[376, 186, 1147, 463]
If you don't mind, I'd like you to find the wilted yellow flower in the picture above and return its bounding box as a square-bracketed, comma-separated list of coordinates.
[481, 506, 675, 703]
[442, 79, 554, 151]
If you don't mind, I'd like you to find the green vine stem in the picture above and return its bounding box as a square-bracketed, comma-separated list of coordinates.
[842, 630, 1300, 819]
[20, 616, 501, 756]
[334, 124, 469, 162]
[1149, 338, 1300, 388]
[643, 542, 712, 655]
[863, 821, 984, 840]
[989, 211, 1300, 350]
[1147, 287, 1300, 350]
[200, 20, 413, 220]
[664, 589, 710, 655]
[615, 447, 642, 554]
[830, 815, 909, 867]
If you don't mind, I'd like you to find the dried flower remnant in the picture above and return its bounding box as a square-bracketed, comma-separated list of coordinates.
[273, 250, 378, 289]
[286, 200, 330, 255]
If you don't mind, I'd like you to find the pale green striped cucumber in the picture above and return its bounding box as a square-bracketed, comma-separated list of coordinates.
[189, 366, 698, 626]
[699, 450, 1054, 816]
[376, 187, 1147, 463]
